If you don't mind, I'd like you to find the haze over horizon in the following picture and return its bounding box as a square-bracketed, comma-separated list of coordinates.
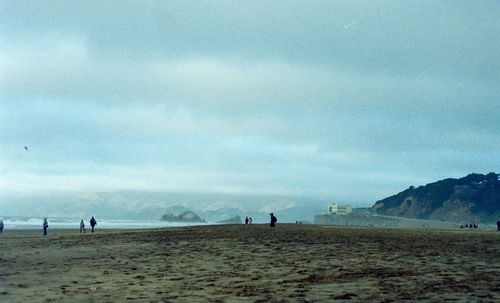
[1, 1, 499, 212]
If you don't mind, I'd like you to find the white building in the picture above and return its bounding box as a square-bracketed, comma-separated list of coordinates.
[328, 203, 352, 215]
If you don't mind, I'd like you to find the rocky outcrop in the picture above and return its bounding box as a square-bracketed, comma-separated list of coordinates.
[160, 211, 206, 223]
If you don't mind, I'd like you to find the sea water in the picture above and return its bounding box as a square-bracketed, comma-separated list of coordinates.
[0, 216, 210, 229]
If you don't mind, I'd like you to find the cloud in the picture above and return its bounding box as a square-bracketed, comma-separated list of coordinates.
[0, 1, 499, 207]
[1, 39, 342, 106]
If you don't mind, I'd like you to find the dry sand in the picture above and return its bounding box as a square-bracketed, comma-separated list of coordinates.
[0, 224, 499, 302]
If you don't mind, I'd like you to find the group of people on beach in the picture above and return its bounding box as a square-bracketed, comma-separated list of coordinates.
[79, 217, 97, 233]
[0, 217, 97, 236]
[0, 217, 99, 235]
[243, 213, 277, 227]
[42, 217, 97, 236]
[460, 223, 479, 229]
[41, 217, 97, 236]
[0, 215, 278, 234]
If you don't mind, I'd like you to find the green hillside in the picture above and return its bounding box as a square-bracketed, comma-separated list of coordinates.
[372, 173, 500, 223]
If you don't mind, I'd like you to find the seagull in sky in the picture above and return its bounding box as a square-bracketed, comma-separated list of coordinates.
[343, 21, 358, 29]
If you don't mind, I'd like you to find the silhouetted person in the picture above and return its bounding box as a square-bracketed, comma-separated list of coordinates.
[0, 220, 4, 234]
[245, 216, 249, 224]
[80, 220, 86, 233]
[497, 220, 500, 231]
[249, 217, 252, 224]
[90, 217, 97, 233]
[43, 218, 48, 236]
[270, 213, 277, 228]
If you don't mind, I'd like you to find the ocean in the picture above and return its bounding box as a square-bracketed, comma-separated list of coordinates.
[0, 217, 210, 230]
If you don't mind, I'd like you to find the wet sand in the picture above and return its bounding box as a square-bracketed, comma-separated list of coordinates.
[0, 224, 499, 302]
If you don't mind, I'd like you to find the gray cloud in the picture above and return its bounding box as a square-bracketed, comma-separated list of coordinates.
[1, 1, 499, 207]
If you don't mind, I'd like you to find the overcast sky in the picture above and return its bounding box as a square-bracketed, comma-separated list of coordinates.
[1, 1, 499, 207]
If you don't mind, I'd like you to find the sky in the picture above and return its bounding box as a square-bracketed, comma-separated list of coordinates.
[1, 1, 499, 208]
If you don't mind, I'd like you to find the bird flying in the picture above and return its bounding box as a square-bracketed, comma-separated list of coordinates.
[343, 21, 358, 29]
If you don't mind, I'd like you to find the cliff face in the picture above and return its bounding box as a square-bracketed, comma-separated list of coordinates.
[160, 211, 206, 223]
[372, 173, 500, 223]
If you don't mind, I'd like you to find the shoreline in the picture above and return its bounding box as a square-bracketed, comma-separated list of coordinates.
[1, 222, 498, 235]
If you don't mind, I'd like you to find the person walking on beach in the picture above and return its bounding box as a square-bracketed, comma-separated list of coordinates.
[43, 218, 49, 236]
[249, 217, 252, 224]
[80, 220, 86, 233]
[90, 217, 97, 233]
[497, 220, 500, 231]
[245, 216, 249, 224]
[270, 213, 277, 228]
[0, 220, 4, 234]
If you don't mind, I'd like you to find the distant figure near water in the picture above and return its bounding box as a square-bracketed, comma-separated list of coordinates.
[497, 220, 500, 231]
[270, 213, 277, 228]
[43, 218, 49, 236]
[0, 220, 4, 234]
[245, 216, 249, 224]
[90, 217, 97, 233]
[80, 220, 86, 233]
[249, 217, 252, 224]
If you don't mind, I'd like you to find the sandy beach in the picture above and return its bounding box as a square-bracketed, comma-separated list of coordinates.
[1, 224, 499, 302]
